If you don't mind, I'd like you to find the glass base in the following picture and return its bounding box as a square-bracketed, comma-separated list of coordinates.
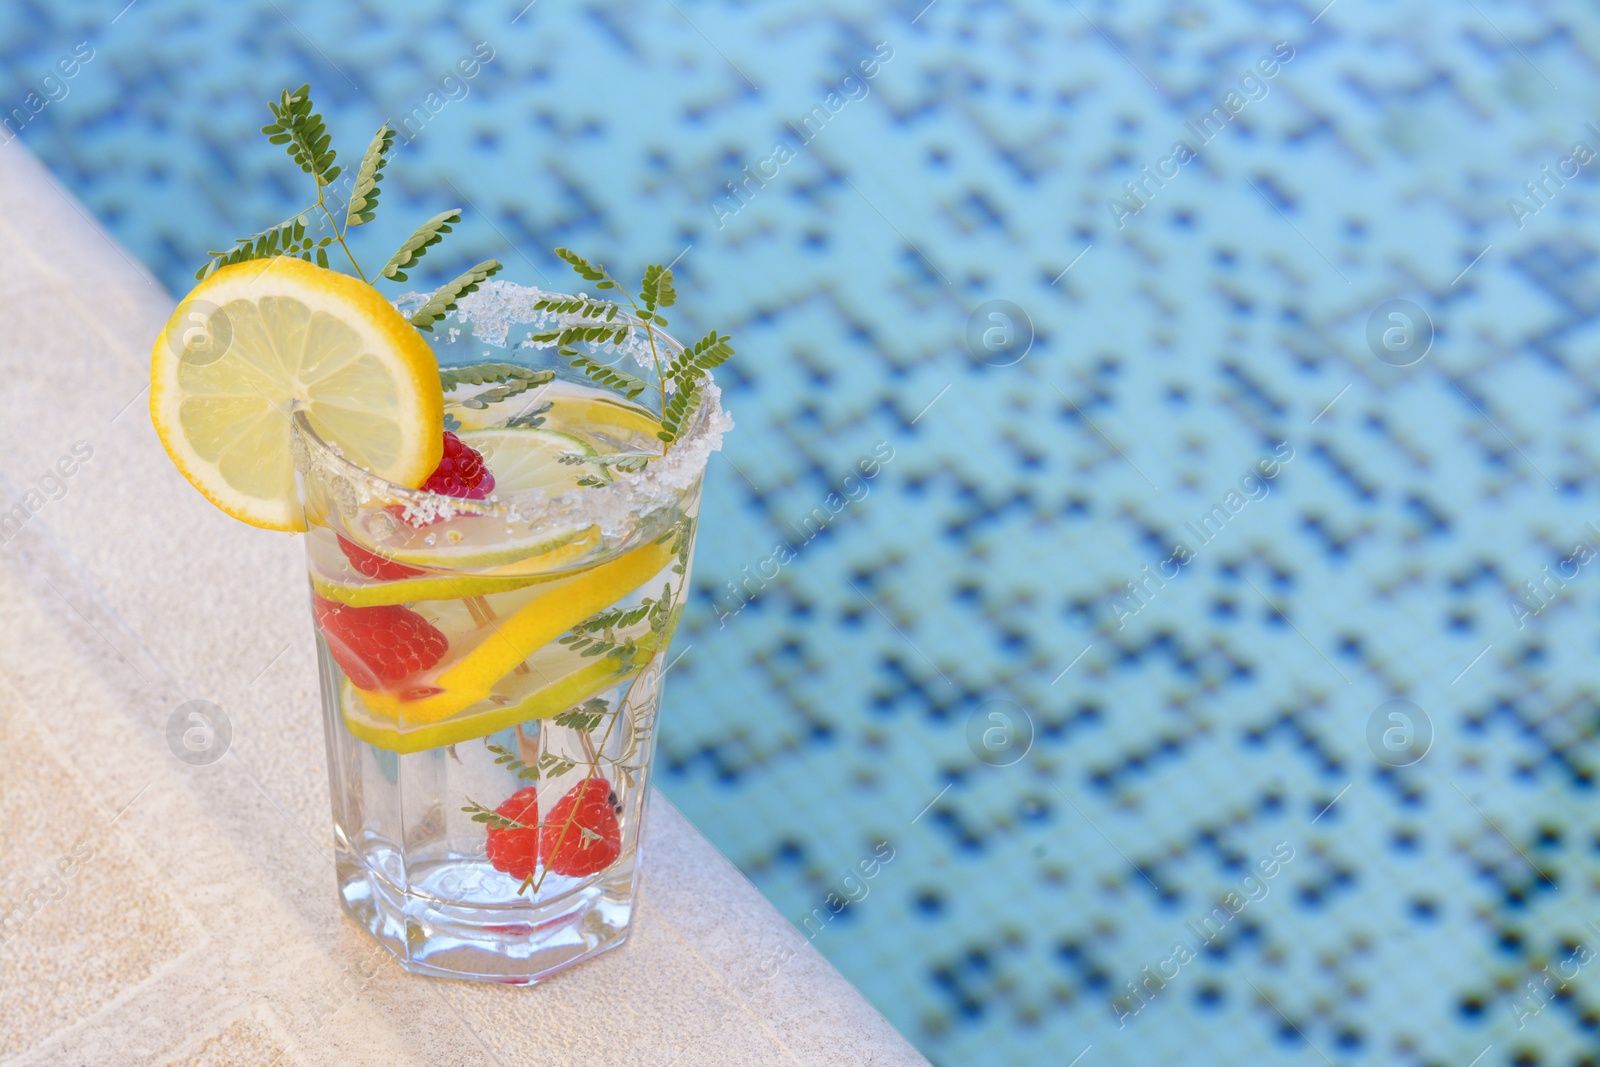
[335, 840, 640, 984]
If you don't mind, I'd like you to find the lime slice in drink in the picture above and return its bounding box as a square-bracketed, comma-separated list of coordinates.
[458, 426, 592, 491]
[341, 426, 602, 572]
[305, 531, 580, 607]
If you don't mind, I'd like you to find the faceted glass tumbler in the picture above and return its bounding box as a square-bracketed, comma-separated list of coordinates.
[290, 285, 722, 983]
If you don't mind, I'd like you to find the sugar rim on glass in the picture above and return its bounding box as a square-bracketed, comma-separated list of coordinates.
[291, 280, 733, 542]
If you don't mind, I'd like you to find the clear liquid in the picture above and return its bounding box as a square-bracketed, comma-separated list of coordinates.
[306, 378, 699, 982]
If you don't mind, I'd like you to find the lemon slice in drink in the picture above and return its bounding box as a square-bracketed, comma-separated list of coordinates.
[446, 378, 661, 441]
[150, 257, 444, 531]
[540, 392, 662, 442]
[340, 632, 663, 753]
[351, 535, 676, 724]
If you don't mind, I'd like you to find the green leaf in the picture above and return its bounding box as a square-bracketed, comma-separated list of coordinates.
[409, 260, 502, 332]
[658, 376, 704, 445]
[539, 245, 735, 464]
[537, 752, 577, 778]
[549, 324, 632, 348]
[440, 364, 557, 410]
[438, 364, 554, 392]
[565, 349, 650, 399]
[461, 799, 534, 831]
[381, 209, 462, 282]
[263, 85, 341, 187]
[484, 741, 541, 783]
[345, 124, 395, 228]
[195, 213, 313, 280]
[506, 402, 552, 429]
[640, 264, 664, 311]
[554, 699, 609, 733]
[532, 295, 618, 320]
[571, 599, 656, 635]
[555, 247, 607, 282]
[666, 330, 734, 382]
[639, 265, 677, 312]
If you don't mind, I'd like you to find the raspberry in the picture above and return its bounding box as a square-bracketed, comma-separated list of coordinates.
[390, 431, 497, 529]
[539, 778, 622, 877]
[311, 594, 449, 690]
[336, 535, 422, 581]
[421, 431, 495, 500]
[485, 786, 541, 881]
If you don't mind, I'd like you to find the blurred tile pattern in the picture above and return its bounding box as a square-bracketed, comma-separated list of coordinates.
[4, 0, 1600, 1063]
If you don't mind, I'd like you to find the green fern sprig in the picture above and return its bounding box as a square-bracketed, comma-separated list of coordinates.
[196, 216, 334, 280]
[459, 381, 546, 410]
[555, 248, 608, 284]
[554, 451, 648, 487]
[554, 699, 609, 733]
[653, 267, 676, 312]
[538, 751, 577, 779]
[529, 324, 633, 349]
[382, 210, 463, 282]
[506, 402, 552, 429]
[655, 330, 733, 445]
[263, 84, 341, 187]
[410, 260, 503, 332]
[538, 248, 735, 474]
[198, 84, 498, 333]
[666, 329, 735, 382]
[564, 352, 650, 400]
[554, 453, 648, 472]
[659, 377, 703, 445]
[345, 124, 394, 228]
[657, 515, 694, 576]
[438, 363, 553, 392]
[558, 584, 673, 670]
[484, 741, 540, 783]
[460, 800, 532, 831]
[639, 264, 671, 323]
[532, 296, 619, 321]
[569, 598, 658, 635]
[439, 363, 554, 408]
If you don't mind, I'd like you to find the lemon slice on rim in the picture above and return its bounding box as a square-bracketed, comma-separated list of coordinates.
[150, 257, 444, 531]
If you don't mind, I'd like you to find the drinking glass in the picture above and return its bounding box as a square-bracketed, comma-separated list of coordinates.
[290, 282, 727, 983]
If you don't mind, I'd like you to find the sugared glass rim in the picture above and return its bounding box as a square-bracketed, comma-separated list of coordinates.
[290, 280, 731, 541]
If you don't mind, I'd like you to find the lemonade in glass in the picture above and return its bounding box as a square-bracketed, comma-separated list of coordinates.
[149, 85, 733, 982]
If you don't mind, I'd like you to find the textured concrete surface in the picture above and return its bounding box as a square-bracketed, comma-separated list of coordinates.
[0, 139, 928, 1067]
